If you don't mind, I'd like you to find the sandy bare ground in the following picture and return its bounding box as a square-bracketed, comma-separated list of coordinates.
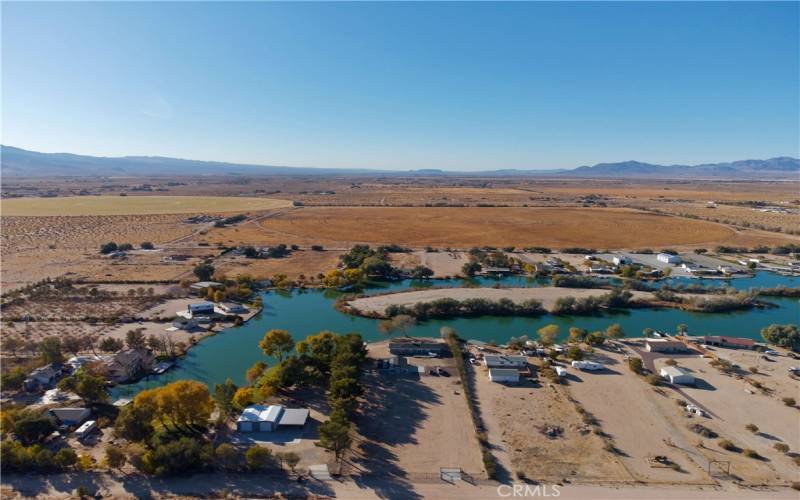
[470, 353, 632, 484]
[2, 471, 796, 499]
[352, 341, 485, 480]
[656, 352, 800, 484]
[565, 349, 713, 484]
[347, 287, 652, 316]
[419, 251, 470, 277]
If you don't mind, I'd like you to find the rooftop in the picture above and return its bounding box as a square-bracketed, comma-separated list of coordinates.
[660, 366, 691, 377]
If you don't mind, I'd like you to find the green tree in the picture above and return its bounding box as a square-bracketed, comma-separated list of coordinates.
[245, 361, 267, 384]
[461, 262, 481, 277]
[38, 337, 64, 365]
[319, 410, 352, 468]
[676, 323, 689, 335]
[125, 329, 146, 350]
[215, 443, 239, 470]
[113, 404, 154, 442]
[99, 337, 124, 353]
[245, 445, 273, 470]
[15, 415, 56, 445]
[761, 324, 799, 351]
[213, 378, 238, 421]
[193, 262, 216, 281]
[57, 370, 108, 406]
[54, 447, 78, 469]
[642, 327, 655, 338]
[105, 445, 127, 471]
[537, 324, 560, 346]
[279, 451, 300, 473]
[258, 329, 295, 362]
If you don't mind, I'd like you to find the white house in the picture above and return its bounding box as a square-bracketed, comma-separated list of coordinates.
[660, 366, 695, 385]
[217, 302, 248, 314]
[645, 339, 688, 353]
[488, 368, 519, 383]
[657, 253, 682, 264]
[483, 355, 528, 369]
[236, 404, 310, 433]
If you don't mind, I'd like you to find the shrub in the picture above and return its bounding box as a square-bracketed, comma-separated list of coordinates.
[628, 358, 645, 375]
[742, 449, 762, 459]
[773, 443, 790, 453]
[782, 397, 796, 407]
[482, 449, 497, 479]
[745, 423, 758, 433]
[718, 439, 737, 452]
[645, 374, 661, 386]
[245, 445, 273, 471]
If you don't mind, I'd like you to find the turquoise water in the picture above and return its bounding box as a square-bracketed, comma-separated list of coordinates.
[112, 272, 799, 398]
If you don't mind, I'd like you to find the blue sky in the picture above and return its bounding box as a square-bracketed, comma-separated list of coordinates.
[2, 2, 798, 171]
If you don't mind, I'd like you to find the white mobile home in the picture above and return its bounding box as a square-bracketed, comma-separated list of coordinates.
[660, 366, 695, 385]
[657, 253, 682, 264]
[488, 368, 520, 383]
[483, 355, 528, 369]
[75, 420, 97, 441]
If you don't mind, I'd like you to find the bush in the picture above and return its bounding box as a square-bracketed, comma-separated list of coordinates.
[481, 449, 497, 479]
[628, 358, 645, 375]
[245, 445, 273, 471]
[140, 242, 154, 250]
[742, 449, 762, 459]
[782, 397, 796, 407]
[745, 423, 759, 433]
[664, 358, 677, 366]
[718, 439, 737, 452]
[645, 374, 661, 385]
[774, 443, 790, 453]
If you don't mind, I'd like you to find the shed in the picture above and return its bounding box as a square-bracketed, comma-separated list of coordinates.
[488, 368, 520, 383]
[660, 366, 695, 385]
[236, 404, 309, 432]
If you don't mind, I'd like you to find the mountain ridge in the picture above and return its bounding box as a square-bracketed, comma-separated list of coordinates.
[1, 145, 797, 179]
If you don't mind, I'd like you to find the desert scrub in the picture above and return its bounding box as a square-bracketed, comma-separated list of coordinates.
[718, 440, 738, 452]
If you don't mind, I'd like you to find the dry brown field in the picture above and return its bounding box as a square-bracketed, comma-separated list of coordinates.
[246, 206, 784, 249]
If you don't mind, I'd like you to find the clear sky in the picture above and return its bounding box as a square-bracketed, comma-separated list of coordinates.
[2, 2, 798, 171]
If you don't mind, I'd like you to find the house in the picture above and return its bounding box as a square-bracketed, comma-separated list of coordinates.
[612, 256, 632, 266]
[187, 301, 215, 316]
[586, 265, 614, 274]
[483, 355, 527, 369]
[47, 407, 91, 427]
[100, 348, 155, 383]
[657, 253, 682, 264]
[645, 339, 688, 353]
[172, 317, 199, 331]
[388, 338, 447, 356]
[23, 364, 62, 392]
[217, 302, 248, 314]
[189, 281, 222, 294]
[660, 366, 695, 385]
[717, 265, 738, 275]
[236, 404, 310, 433]
[702, 336, 755, 349]
[488, 368, 520, 383]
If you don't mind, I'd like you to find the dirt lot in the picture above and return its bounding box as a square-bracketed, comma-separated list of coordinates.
[214, 250, 342, 282]
[353, 341, 485, 478]
[470, 350, 632, 483]
[249, 207, 784, 249]
[347, 287, 653, 316]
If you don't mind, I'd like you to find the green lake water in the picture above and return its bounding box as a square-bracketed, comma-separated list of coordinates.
[113, 272, 799, 398]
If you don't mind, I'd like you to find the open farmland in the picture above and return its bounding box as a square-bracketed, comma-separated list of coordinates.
[254, 207, 741, 249]
[0, 195, 291, 216]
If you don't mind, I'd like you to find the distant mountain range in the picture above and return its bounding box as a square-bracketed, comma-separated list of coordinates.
[1, 145, 798, 180]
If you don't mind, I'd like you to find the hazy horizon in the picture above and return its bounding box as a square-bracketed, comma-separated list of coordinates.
[2, 2, 798, 171]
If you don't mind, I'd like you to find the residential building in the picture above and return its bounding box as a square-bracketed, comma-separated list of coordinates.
[187, 301, 215, 316]
[657, 253, 682, 264]
[236, 404, 310, 433]
[702, 336, 755, 349]
[645, 339, 688, 353]
[23, 364, 62, 392]
[172, 317, 199, 331]
[189, 281, 222, 294]
[47, 407, 91, 427]
[612, 256, 632, 266]
[388, 338, 447, 356]
[483, 355, 527, 369]
[218, 302, 248, 314]
[488, 368, 520, 383]
[101, 348, 155, 383]
[660, 366, 695, 385]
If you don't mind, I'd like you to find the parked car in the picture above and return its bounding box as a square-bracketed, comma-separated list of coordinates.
[764, 350, 780, 356]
